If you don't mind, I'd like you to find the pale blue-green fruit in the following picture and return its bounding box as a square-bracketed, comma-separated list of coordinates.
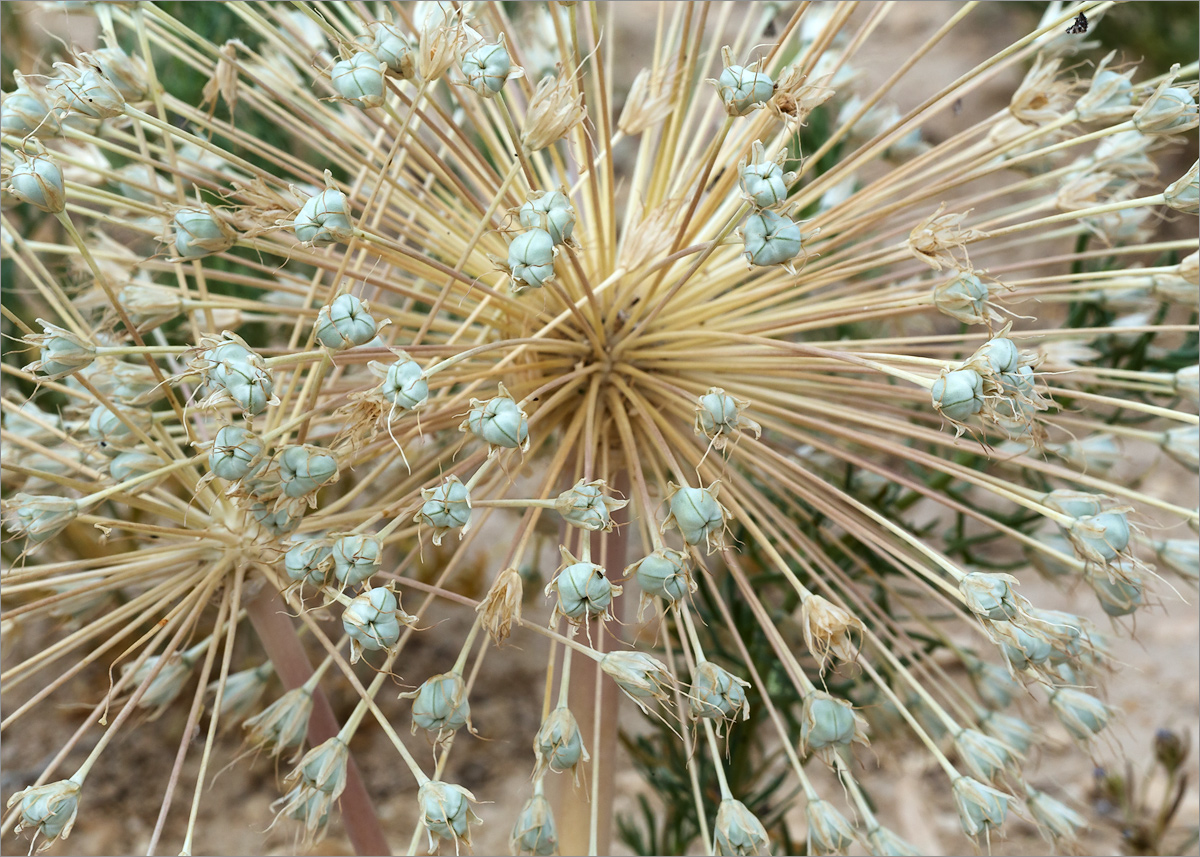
[462, 40, 515, 97]
[1071, 510, 1130, 561]
[1049, 687, 1112, 740]
[689, 661, 749, 723]
[534, 706, 585, 774]
[466, 394, 528, 449]
[800, 691, 861, 752]
[1134, 86, 1197, 134]
[959, 572, 1021, 620]
[210, 425, 263, 481]
[285, 539, 333, 587]
[278, 445, 338, 498]
[630, 548, 692, 602]
[418, 781, 479, 849]
[668, 485, 726, 548]
[294, 187, 353, 246]
[381, 358, 428, 410]
[331, 51, 385, 108]
[933, 271, 989, 323]
[315, 294, 378, 348]
[713, 798, 770, 856]
[743, 210, 802, 267]
[973, 336, 1020, 374]
[408, 672, 470, 736]
[518, 190, 575, 244]
[511, 793, 557, 857]
[8, 156, 64, 212]
[11, 780, 81, 845]
[173, 207, 233, 258]
[805, 799, 856, 856]
[342, 587, 404, 653]
[954, 728, 1016, 782]
[330, 534, 380, 586]
[367, 22, 410, 75]
[715, 64, 774, 115]
[417, 477, 471, 542]
[931, 368, 984, 422]
[551, 561, 615, 620]
[508, 228, 556, 289]
[740, 156, 789, 208]
[952, 776, 1009, 838]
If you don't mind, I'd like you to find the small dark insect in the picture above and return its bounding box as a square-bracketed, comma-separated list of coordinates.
[1066, 12, 1088, 34]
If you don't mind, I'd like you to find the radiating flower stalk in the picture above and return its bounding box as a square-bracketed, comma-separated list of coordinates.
[1, 1, 1197, 855]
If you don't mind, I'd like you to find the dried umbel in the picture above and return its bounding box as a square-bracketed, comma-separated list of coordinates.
[2, 3, 1196, 855]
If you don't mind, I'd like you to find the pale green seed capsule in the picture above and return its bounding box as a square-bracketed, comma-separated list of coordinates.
[2, 493, 79, 545]
[405, 672, 470, 738]
[1025, 786, 1087, 845]
[666, 483, 728, 550]
[1026, 607, 1089, 662]
[979, 709, 1035, 754]
[1049, 687, 1113, 740]
[806, 798, 857, 856]
[28, 319, 95, 379]
[125, 653, 192, 709]
[971, 336, 1021, 375]
[464, 389, 529, 451]
[283, 786, 331, 836]
[967, 657, 1020, 709]
[554, 479, 626, 531]
[739, 150, 790, 208]
[954, 728, 1017, 783]
[7, 155, 65, 213]
[1, 74, 61, 136]
[599, 651, 675, 713]
[1090, 573, 1143, 617]
[534, 706, 587, 777]
[315, 294, 378, 349]
[173, 207, 235, 258]
[1076, 63, 1134, 123]
[1050, 433, 1121, 475]
[1027, 528, 1075, 580]
[462, 38, 517, 97]
[367, 21, 411, 76]
[952, 776, 1009, 839]
[291, 738, 350, 818]
[628, 548, 693, 602]
[202, 340, 275, 415]
[331, 51, 385, 108]
[244, 686, 313, 756]
[210, 425, 263, 481]
[1043, 489, 1106, 520]
[689, 661, 750, 724]
[696, 386, 761, 446]
[959, 572, 1022, 620]
[511, 793, 557, 857]
[85, 46, 149, 100]
[1156, 539, 1199, 581]
[278, 445, 338, 498]
[930, 368, 984, 422]
[295, 187, 353, 246]
[518, 189, 575, 244]
[1162, 425, 1199, 470]
[992, 621, 1053, 670]
[416, 476, 472, 545]
[109, 450, 161, 485]
[380, 356, 428, 410]
[865, 825, 922, 856]
[89, 404, 141, 454]
[285, 539, 334, 588]
[1175, 365, 1199, 403]
[509, 228, 556, 290]
[331, 534, 380, 587]
[743, 210, 803, 267]
[714, 63, 774, 116]
[210, 662, 273, 723]
[548, 560, 617, 621]
[933, 271, 990, 324]
[8, 779, 81, 847]
[800, 690, 866, 754]
[713, 798, 770, 856]
[417, 781, 481, 851]
[1070, 510, 1131, 562]
[1133, 85, 1198, 134]
[1165, 160, 1198, 214]
[342, 586, 413, 660]
[51, 67, 125, 118]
